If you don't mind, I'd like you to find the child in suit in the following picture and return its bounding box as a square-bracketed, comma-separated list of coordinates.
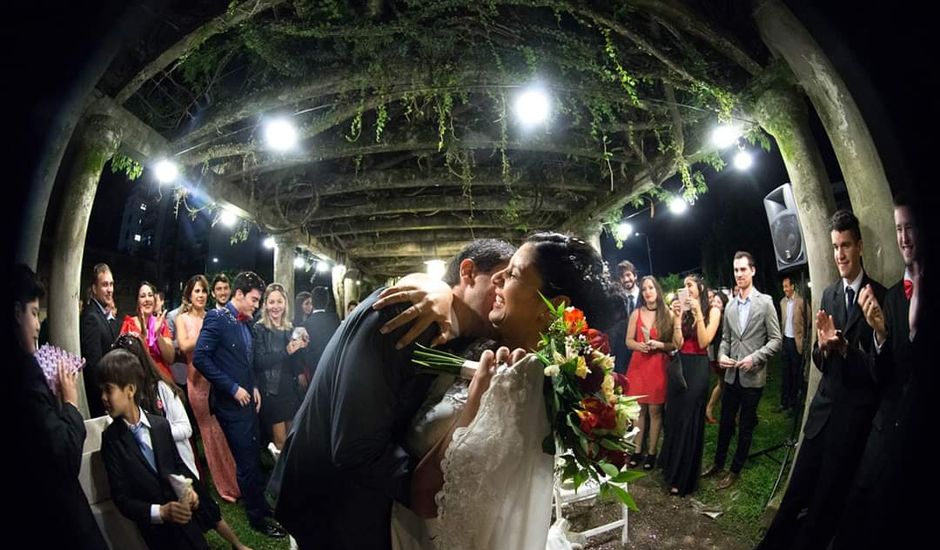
[98, 348, 251, 550]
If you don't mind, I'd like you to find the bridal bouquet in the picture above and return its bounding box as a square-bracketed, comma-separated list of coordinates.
[412, 295, 643, 510]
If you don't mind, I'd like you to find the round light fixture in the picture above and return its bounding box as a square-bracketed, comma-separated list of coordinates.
[219, 208, 238, 227]
[514, 87, 551, 127]
[668, 196, 689, 215]
[263, 237, 275, 249]
[425, 259, 447, 281]
[733, 150, 754, 171]
[263, 118, 299, 151]
[153, 159, 179, 184]
[711, 124, 741, 149]
[293, 256, 305, 269]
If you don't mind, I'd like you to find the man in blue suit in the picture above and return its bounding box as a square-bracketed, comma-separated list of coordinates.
[193, 271, 285, 538]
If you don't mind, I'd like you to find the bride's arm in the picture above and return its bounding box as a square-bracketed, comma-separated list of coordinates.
[372, 273, 454, 349]
[409, 347, 526, 518]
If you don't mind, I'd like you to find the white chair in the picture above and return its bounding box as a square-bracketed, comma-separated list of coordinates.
[79, 415, 148, 550]
[551, 427, 638, 546]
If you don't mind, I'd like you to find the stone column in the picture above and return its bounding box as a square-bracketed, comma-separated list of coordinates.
[754, 85, 839, 494]
[273, 236, 296, 310]
[754, 0, 903, 286]
[331, 263, 347, 319]
[49, 115, 122, 418]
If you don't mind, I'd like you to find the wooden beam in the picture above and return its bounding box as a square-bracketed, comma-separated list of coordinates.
[289, 170, 599, 196]
[115, 0, 289, 104]
[340, 229, 521, 249]
[309, 193, 570, 221]
[347, 242, 470, 258]
[311, 213, 531, 236]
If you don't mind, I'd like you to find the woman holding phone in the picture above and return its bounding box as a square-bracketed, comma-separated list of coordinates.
[253, 283, 308, 450]
[660, 274, 723, 495]
[625, 276, 682, 470]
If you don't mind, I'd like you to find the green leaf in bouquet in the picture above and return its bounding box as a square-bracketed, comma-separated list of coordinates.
[599, 461, 620, 478]
[598, 437, 627, 452]
[612, 470, 646, 484]
[573, 468, 588, 491]
[562, 458, 578, 481]
[606, 483, 639, 511]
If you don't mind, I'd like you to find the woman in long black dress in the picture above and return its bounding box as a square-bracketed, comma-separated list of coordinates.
[660, 274, 722, 496]
[253, 283, 308, 450]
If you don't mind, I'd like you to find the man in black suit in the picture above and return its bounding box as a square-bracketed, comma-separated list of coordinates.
[11, 264, 108, 549]
[269, 239, 514, 549]
[80, 263, 119, 417]
[300, 286, 340, 381]
[832, 194, 922, 548]
[193, 271, 285, 538]
[608, 260, 639, 374]
[757, 210, 885, 550]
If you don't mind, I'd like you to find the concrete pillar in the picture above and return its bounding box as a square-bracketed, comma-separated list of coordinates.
[49, 115, 122, 418]
[754, 0, 903, 286]
[272, 236, 296, 311]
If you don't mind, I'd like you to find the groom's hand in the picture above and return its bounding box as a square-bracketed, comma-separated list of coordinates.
[374, 274, 453, 349]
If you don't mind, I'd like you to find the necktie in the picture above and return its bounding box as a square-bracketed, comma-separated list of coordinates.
[627, 294, 635, 317]
[904, 279, 913, 300]
[130, 423, 157, 473]
[844, 287, 855, 326]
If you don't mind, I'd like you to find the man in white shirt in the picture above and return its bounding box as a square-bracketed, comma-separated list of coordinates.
[778, 276, 807, 413]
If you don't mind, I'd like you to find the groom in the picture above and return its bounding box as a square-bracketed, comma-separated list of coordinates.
[268, 239, 514, 549]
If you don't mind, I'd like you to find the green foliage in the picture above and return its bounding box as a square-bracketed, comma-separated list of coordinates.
[602, 29, 640, 106]
[658, 273, 683, 296]
[744, 125, 773, 152]
[434, 91, 454, 151]
[374, 102, 388, 142]
[110, 153, 143, 181]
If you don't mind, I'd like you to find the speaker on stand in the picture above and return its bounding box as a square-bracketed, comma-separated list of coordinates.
[751, 183, 811, 507]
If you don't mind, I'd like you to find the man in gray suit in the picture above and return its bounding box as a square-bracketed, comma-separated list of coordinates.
[702, 250, 782, 490]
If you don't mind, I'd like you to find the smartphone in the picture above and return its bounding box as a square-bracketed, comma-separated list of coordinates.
[678, 288, 690, 311]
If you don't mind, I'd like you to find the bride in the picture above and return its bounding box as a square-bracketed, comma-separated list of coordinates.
[390, 232, 624, 550]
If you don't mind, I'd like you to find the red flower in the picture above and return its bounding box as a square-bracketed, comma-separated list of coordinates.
[578, 354, 606, 393]
[563, 308, 587, 335]
[581, 397, 617, 432]
[596, 448, 628, 469]
[613, 372, 629, 394]
[577, 410, 599, 434]
[585, 328, 610, 354]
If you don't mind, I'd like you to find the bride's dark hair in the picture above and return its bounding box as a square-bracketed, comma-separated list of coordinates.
[525, 232, 625, 329]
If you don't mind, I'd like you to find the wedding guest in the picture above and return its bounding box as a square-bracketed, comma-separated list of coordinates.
[660, 274, 722, 496]
[98, 349, 251, 550]
[294, 291, 313, 325]
[211, 273, 231, 310]
[705, 290, 729, 424]
[155, 289, 166, 315]
[625, 275, 681, 470]
[120, 281, 175, 379]
[80, 262, 119, 417]
[254, 283, 307, 450]
[193, 271, 285, 538]
[778, 275, 808, 414]
[12, 264, 108, 549]
[176, 275, 240, 503]
[702, 251, 781, 491]
[608, 260, 639, 374]
[300, 286, 340, 380]
[758, 210, 885, 550]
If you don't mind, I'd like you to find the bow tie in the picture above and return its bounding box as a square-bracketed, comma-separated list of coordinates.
[904, 279, 913, 301]
[237, 312, 251, 322]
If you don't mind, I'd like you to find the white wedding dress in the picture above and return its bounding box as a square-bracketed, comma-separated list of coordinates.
[391, 354, 571, 550]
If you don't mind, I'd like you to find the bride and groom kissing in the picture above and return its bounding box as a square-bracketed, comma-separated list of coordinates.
[268, 233, 625, 549]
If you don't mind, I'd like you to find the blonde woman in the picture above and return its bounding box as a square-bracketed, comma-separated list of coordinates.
[177, 274, 241, 503]
[253, 283, 308, 450]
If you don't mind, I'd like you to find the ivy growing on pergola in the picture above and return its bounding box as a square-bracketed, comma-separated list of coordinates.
[102, 0, 772, 277]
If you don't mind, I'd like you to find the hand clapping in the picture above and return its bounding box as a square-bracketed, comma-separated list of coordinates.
[816, 310, 846, 355]
[858, 284, 887, 343]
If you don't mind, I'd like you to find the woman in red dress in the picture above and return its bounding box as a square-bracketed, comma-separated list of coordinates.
[176, 274, 241, 503]
[119, 281, 174, 379]
[625, 276, 682, 470]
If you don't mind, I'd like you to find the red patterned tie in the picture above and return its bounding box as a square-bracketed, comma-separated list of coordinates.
[904, 279, 913, 301]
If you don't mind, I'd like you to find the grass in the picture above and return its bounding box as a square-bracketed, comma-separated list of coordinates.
[694, 355, 796, 546]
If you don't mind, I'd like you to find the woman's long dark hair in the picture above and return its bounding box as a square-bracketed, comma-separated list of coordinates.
[637, 275, 674, 340]
[294, 291, 312, 325]
[525, 232, 624, 330]
[111, 333, 183, 415]
[681, 274, 711, 339]
[709, 289, 730, 357]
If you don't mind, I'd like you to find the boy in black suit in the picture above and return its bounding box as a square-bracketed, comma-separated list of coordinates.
[99, 348, 229, 550]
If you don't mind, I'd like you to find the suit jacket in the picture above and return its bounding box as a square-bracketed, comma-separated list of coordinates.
[192, 302, 257, 413]
[852, 280, 912, 488]
[779, 293, 808, 355]
[101, 413, 209, 550]
[269, 289, 436, 549]
[805, 272, 886, 440]
[719, 287, 783, 388]
[80, 299, 119, 417]
[12, 348, 108, 550]
[300, 309, 341, 378]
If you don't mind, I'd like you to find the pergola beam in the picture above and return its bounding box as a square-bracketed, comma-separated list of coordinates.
[306, 193, 570, 222]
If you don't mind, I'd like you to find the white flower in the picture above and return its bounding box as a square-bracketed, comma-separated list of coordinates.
[544, 364, 561, 377]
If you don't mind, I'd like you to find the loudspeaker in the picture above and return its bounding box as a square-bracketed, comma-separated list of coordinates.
[763, 183, 807, 271]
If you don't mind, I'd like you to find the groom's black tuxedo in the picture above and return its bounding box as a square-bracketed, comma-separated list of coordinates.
[269, 289, 438, 549]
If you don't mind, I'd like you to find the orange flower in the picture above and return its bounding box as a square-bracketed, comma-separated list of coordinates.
[580, 396, 617, 432]
[585, 328, 610, 354]
[564, 307, 587, 334]
[577, 409, 599, 434]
